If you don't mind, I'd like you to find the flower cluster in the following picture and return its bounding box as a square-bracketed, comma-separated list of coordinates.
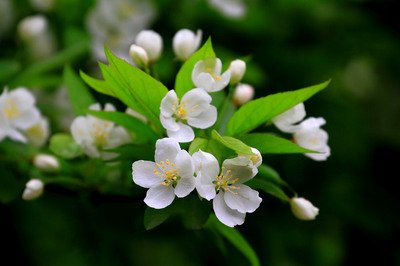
[0, 87, 49, 146]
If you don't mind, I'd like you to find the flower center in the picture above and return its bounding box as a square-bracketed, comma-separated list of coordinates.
[91, 123, 110, 147]
[213, 167, 240, 193]
[173, 100, 188, 120]
[3, 99, 20, 119]
[206, 67, 222, 81]
[154, 159, 180, 187]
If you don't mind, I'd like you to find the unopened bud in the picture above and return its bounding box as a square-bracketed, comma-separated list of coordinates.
[22, 179, 44, 200]
[33, 154, 59, 172]
[129, 44, 149, 67]
[173, 29, 202, 61]
[135, 30, 163, 62]
[233, 83, 254, 106]
[290, 197, 319, 221]
[18, 15, 48, 41]
[229, 59, 246, 84]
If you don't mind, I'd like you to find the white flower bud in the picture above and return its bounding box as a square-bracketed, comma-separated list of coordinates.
[129, 44, 149, 67]
[18, 15, 48, 41]
[33, 154, 59, 172]
[135, 30, 163, 62]
[290, 197, 319, 221]
[229, 59, 246, 84]
[233, 83, 254, 106]
[22, 179, 44, 201]
[172, 29, 202, 61]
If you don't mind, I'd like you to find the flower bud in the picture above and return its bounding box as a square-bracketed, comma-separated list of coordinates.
[33, 154, 59, 172]
[22, 179, 44, 200]
[233, 83, 254, 106]
[229, 59, 246, 84]
[135, 30, 163, 62]
[290, 197, 319, 220]
[18, 15, 48, 41]
[129, 44, 149, 67]
[173, 29, 202, 61]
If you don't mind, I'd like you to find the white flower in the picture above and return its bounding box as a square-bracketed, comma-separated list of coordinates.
[294, 117, 330, 161]
[0, 87, 41, 143]
[207, 0, 247, 19]
[229, 59, 246, 85]
[132, 138, 196, 209]
[25, 117, 50, 147]
[233, 83, 254, 106]
[135, 30, 163, 62]
[33, 154, 59, 172]
[29, 0, 54, 12]
[290, 197, 319, 220]
[172, 29, 202, 61]
[22, 179, 44, 200]
[160, 89, 217, 143]
[192, 58, 231, 93]
[129, 44, 149, 67]
[70, 103, 131, 159]
[193, 151, 262, 227]
[272, 103, 306, 133]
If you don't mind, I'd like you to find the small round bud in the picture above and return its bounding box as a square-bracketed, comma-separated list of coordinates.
[229, 59, 246, 84]
[290, 197, 319, 221]
[22, 179, 44, 201]
[135, 30, 163, 62]
[173, 29, 202, 61]
[233, 83, 254, 106]
[33, 154, 60, 172]
[129, 44, 149, 67]
[18, 15, 48, 41]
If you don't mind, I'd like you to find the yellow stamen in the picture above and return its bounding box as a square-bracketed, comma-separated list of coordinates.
[214, 167, 241, 193]
[154, 160, 180, 187]
[3, 99, 20, 119]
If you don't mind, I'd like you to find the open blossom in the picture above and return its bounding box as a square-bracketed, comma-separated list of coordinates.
[25, 117, 50, 147]
[272, 103, 306, 133]
[132, 138, 195, 209]
[70, 103, 131, 159]
[290, 197, 319, 220]
[192, 58, 231, 93]
[294, 117, 330, 161]
[0, 87, 41, 143]
[172, 29, 202, 61]
[160, 89, 217, 143]
[193, 151, 262, 227]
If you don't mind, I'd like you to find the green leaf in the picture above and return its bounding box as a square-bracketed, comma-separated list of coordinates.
[176, 194, 210, 230]
[188, 137, 209, 155]
[0, 171, 22, 204]
[240, 133, 315, 154]
[49, 133, 83, 159]
[258, 164, 287, 186]
[80, 70, 115, 97]
[188, 137, 232, 163]
[63, 65, 95, 115]
[87, 110, 159, 144]
[0, 60, 20, 83]
[226, 80, 331, 136]
[175, 38, 216, 97]
[212, 130, 253, 155]
[103, 48, 168, 130]
[206, 215, 260, 266]
[144, 206, 173, 230]
[247, 178, 289, 202]
[104, 144, 154, 161]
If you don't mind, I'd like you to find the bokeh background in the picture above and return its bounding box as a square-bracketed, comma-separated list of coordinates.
[1, 0, 400, 265]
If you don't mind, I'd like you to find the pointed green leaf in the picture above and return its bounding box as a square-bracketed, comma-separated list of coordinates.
[188, 137, 209, 155]
[240, 133, 315, 154]
[258, 164, 287, 186]
[212, 130, 253, 155]
[175, 38, 216, 97]
[144, 206, 173, 230]
[247, 178, 289, 202]
[87, 110, 159, 143]
[226, 80, 331, 136]
[206, 215, 260, 266]
[80, 70, 115, 97]
[63, 65, 95, 115]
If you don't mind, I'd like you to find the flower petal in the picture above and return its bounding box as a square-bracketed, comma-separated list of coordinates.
[166, 123, 194, 143]
[192, 150, 220, 177]
[193, 72, 213, 92]
[132, 160, 161, 188]
[11, 108, 41, 130]
[144, 185, 175, 209]
[187, 105, 217, 129]
[195, 172, 217, 200]
[224, 184, 262, 213]
[174, 150, 194, 179]
[182, 88, 212, 117]
[175, 175, 196, 198]
[222, 156, 255, 183]
[160, 90, 178, 117]
[213, 192, 245, 227]
[211, 70, 231, 92]
[155, 137, 181, 163]
[160, 114, 180, 131]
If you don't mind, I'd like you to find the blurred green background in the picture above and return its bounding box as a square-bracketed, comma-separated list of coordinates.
[1, 0, 400, 265]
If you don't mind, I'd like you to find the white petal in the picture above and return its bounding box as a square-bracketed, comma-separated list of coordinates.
[195, 172, 217, 200]
[192, 60, 206, 80]
[89, 103, 101, 111]
[155, 137, 181, 163]
[166, 123, 194, 143]
[7, 128, 27, 143]
[174, 150, 194, 179]
[70, 116, 91, 145]
[181, 88, 212, 116]
[144, 185, 175, 209]
[174, 176, 196, 198]
[272, 103, 306, 133]
[305, 145, 331, 161]
[224, 184, 262, 213]
[9, 87, 35, 111]
[193, 72, 213, 92]
[11, 107, 41, 129]
[212, 58, 223, 74]
[132, 160, 161, 188]
[211, 70, 231, 92]
[213, 192, 245, 227]
[187, 105, 217, 129]
[192, 150, 220, 177]
[160, 115, 180, 131]
[160, 90, 178, 117]
[222, 156, 255, 183]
